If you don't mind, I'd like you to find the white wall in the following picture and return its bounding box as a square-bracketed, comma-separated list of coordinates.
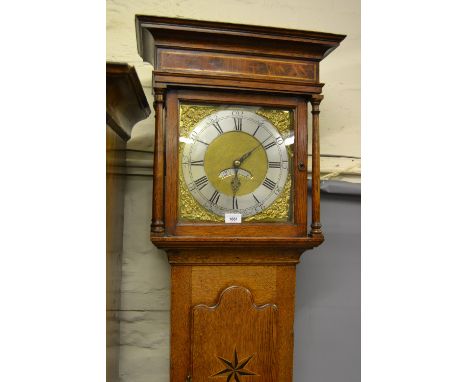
[107, 1, 361, 380]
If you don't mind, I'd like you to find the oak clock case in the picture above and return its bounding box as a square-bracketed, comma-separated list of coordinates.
[136, 14, 346, 382]
[165, 90, 309, 237]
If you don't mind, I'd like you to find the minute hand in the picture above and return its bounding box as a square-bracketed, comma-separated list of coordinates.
[237, 137, 271, 164]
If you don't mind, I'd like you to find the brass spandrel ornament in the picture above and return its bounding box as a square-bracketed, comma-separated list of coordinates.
[256, 109, 292, 137]
[178, 175, 224, 222]
[244, 174, 291, 222]
[179, 104, 219, 138]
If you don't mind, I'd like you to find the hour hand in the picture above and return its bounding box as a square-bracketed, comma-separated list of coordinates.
[231, 174, 241, 194]
[230, 159, 242, 194]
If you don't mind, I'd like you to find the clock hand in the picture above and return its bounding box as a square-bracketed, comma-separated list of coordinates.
[230, 137, 270, 194]
[231, 159, 241, 195]
[237, 136, 271, 164]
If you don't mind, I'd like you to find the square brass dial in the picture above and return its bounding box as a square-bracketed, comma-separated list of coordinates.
[178, 103, 294, 223]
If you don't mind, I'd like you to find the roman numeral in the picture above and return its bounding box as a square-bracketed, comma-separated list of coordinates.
[263, 177, 276, 190]
[263, 141, 276, 150]
[253, 194, 260, 204]
[233, 117, 242, 131]
[209, 190, 220, 205]
[194, 176, 209, 190]
[253, 124, 262, 136]
[190, 160, 204, 166]
[232, 196, 239, 209]
[268, 161, 281, 168]
[212, 122, 223, 135]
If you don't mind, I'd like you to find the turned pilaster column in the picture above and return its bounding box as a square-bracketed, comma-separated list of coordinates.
[151, 88, 166, 235]
[309, 94, 324, 238]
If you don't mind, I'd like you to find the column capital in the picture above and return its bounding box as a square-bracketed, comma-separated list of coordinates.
[153, 88, 166, 105]
[310, 94, 324, 112]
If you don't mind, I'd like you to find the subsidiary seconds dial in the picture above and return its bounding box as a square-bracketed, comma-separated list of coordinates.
[181, 109, 290, 218]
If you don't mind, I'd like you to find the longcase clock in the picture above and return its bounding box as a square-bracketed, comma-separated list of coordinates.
[136, 16, 345, 382]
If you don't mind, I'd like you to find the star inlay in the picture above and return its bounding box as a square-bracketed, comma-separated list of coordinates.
[211, 348, 257, 382]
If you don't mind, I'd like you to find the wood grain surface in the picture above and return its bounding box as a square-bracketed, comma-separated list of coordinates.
[192, 286, 278, 381]
[168, 249, 300, 382]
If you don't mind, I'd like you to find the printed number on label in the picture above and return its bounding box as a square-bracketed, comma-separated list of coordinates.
[225, 213, 242, 224]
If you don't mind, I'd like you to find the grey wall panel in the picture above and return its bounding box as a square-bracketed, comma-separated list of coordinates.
[294, 191, 361, 382]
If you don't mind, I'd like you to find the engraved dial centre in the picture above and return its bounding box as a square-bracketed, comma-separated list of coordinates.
[205, 131, 268, 197]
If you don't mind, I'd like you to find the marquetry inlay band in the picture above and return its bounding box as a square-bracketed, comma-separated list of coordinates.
[158, 49, 317, 82]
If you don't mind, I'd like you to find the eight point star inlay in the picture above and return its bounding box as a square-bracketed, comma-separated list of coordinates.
[211, 348, 257, 382]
